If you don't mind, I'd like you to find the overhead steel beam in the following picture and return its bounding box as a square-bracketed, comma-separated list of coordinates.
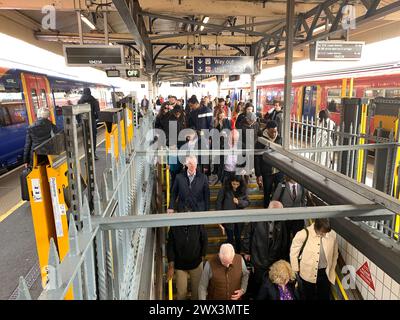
[93, 204, 390, 231]
[255, 0, 400, 61]
[261, 139, 400, 215]
[112, 0, 154, 73]
[139, 11, 268, 37]
[138, 0, 317, 17]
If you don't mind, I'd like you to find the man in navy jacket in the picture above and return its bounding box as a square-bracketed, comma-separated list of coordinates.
[167, 155, 210, 213]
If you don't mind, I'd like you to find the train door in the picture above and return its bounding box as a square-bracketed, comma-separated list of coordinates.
[21, 73, 54, 125]
[302, 85, 317, 121]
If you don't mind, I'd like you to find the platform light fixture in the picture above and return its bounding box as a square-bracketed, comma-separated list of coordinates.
[80, 14, 96, 30]
[200, 16, 209, 31]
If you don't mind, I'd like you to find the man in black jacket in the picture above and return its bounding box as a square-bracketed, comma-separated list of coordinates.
[78, 88, 100, 160]
[264, 101, 283, 135]
[167, 224, 208, 300]
[255, 120, 284, 208]
[242, 201, 289, 298]
[167, 155, 210, 213]
[23, 108, 58, 167]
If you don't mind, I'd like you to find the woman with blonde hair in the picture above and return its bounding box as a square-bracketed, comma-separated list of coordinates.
[256, 260, 300, 300]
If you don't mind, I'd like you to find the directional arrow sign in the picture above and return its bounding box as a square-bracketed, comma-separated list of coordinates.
[193, 56, 254, 75]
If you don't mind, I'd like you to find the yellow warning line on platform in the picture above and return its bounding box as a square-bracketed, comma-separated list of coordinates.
[0, 200, 26, 223]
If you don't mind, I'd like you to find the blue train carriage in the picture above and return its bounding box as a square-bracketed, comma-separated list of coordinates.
[0, 66, 115, 173]
[0, 67, 28, 172]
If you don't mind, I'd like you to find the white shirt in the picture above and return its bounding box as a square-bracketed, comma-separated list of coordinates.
[224, 147, 238, 172]
[288, 182, 298, 198]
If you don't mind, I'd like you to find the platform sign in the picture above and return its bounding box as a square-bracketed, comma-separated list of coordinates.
[311, 41, 364, 61]
[63, 45, 124, 66]
[356, 262, 375, 291]
[185, 59, 193, 70]
[193, 56, 254, 75]
[229, 75, 240, 82]
[126, 69, 140, 78]
[106, 69, 120, 77]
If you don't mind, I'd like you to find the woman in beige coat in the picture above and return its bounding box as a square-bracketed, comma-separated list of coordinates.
[289, 218, 338, 300]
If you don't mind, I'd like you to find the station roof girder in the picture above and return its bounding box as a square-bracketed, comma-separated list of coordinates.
[34, 32, 263, 46]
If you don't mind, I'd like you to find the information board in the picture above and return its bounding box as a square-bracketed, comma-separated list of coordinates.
[311, 41, 364, 61]
[63, 45, 124, 66]
[193, 56, 254, 75]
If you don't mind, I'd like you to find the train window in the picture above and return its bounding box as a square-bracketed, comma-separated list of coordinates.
[365, 89, 385, 98]
[0, 91, 26, 126]
[31, 89, 40, 116]
[40, 89, 48, 108]
[385, 89, 400, 98]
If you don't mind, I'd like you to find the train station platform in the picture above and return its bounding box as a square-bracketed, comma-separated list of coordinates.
[0, 128, 107, 300]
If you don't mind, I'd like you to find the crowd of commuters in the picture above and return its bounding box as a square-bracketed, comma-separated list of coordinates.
[22, 90, 338, 301]
[160, 93, 339, 301]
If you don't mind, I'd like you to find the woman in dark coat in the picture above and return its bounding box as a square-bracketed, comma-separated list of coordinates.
[155, 102, 171, 146]
[216, 175, 250, 252]
[257, 259, 301, 300]
[212, 109, 232, 178]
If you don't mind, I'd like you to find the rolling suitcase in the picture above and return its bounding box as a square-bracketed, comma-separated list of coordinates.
[20, 167, 31, 201]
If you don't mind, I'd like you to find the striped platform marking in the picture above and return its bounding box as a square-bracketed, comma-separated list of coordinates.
[9, 262, 41, 300]
[0, 200, 26, 223]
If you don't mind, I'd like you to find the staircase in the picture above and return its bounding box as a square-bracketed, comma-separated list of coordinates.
[160, 168, 265, 299]
[206, 176, 265, 257]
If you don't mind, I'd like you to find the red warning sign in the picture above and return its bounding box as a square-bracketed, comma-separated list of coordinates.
[356, 262, 375, 290]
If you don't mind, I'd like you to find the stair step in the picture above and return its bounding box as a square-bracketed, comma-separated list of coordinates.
[209, 183, 259, 190]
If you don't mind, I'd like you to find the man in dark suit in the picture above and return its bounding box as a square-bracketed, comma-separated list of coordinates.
[272, 175, 309, 254]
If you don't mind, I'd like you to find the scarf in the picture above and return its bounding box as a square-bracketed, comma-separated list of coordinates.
[263, 129, 277, 142]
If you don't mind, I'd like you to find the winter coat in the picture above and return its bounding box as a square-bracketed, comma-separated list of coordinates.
[154, 113, 171, 145]
[167, 225, 208, 270]
[242, 221, 288, 269]
[254, 133, 282, 177]
[257, 274, 300, 300]
[215, 187, 250, 230]
[169, 169, 210, 212]
[265, 110, 283, 135]
[188, 105, 213, 132]
[78, 93, 100, 124]
[23, 118, 58, 165]
[290, 223, 338, 284]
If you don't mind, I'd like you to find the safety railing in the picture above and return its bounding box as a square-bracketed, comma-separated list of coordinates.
[289, 113, 400, 245]
[16, 111, 157, 300]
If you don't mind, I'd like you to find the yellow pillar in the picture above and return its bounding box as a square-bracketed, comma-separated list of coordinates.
[349, 78, 354, 98]
[393, 117, 400, 240]
[357, 103, 368, 182]
[341, 79, 348, 98]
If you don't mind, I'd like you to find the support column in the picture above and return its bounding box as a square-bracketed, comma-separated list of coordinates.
[250, 74, 257, 107]
[282, 0, 295, 149]
[148, 75, 154, 109]
[217, 76, 221, 98]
